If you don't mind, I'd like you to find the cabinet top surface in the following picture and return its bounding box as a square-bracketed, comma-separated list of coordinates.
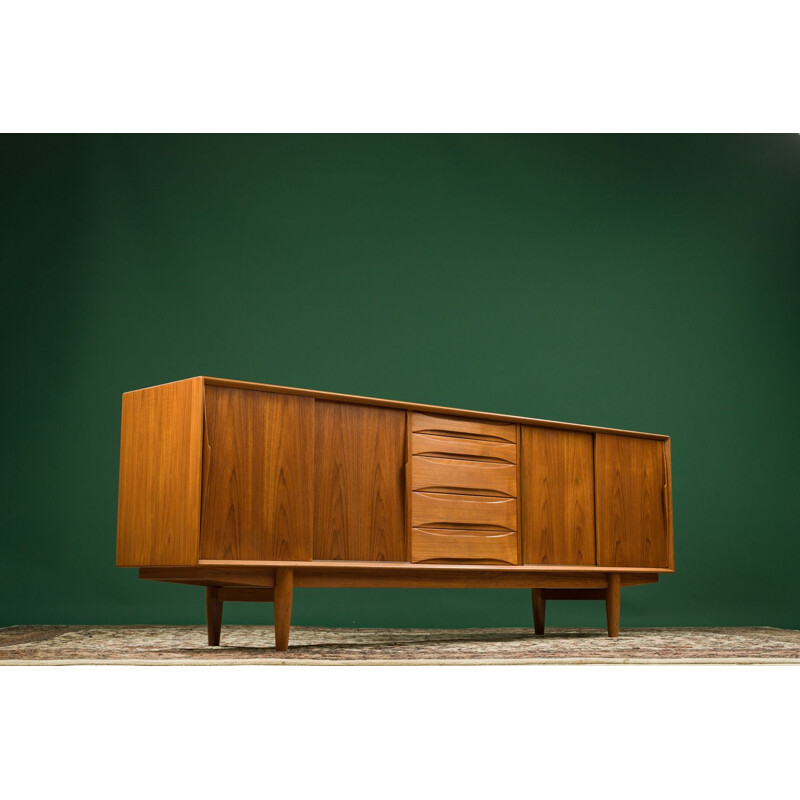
[124, 376, 670, 440]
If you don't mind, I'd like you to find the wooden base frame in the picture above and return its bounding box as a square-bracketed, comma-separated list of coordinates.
[142, 564, 654, 649]
[204, 569, 292, 650]
[531, 576, 622, 638]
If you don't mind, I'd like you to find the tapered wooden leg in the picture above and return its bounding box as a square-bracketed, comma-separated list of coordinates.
[206, 586, 223, 646]
[605, 573, 621, 638]
[532, 588, 546, 635]
[274, 568, 293, 651]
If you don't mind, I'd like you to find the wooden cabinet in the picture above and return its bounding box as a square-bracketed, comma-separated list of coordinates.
[117, 377, 674, 649]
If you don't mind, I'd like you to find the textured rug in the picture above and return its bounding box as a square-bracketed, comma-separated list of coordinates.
[1, 625, 799, 664]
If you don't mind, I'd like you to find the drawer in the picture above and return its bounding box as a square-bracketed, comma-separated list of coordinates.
[411, 413, 517, 444]
[411, 528, 518, 565]
[411, 432, 517, 464]
[411, 456, 517, 497]
[410, 491, 517, 532]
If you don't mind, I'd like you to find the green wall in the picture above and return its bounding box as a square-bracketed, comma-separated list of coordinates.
[2, 134, 799, 630]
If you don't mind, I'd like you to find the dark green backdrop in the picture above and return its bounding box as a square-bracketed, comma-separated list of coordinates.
[2, 134, 799, 629]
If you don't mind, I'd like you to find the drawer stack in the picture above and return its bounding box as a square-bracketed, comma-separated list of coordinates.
[408, 413, 519, 564]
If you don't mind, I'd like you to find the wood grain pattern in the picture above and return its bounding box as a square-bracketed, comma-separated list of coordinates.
[664, 437, 675, 570]
[117, 377, 204, 566]
[521, 426, 596, 565]
[274, 568, 293, 651]
[411, 432, 517, 463]
[190, 561, 666, 574]
[411, 412, 517, 443]
[596, 434, 670, 569]
[141, 564, 657, 588]
[410, 492, 517, 531]
[531, 589, 545, 634]
[202, 376, 670, 440]
[190, 566, 277, 588]
[313, 401, 406, 561]
[606, 573, 621, 637]
[410, 529, 518, 564]
[199, 387, 314, 561]
[293, 570, 609, 589]
[411, 456, 517, 497]
[206, 586, 222, 645]
[120, 376, 673, 643]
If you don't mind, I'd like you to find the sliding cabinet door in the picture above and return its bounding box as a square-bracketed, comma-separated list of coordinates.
[314, 402, 406, 561]
[521, 426, 595, 565]
[199, 387, 314, 561]
[595, 434, 671, 569]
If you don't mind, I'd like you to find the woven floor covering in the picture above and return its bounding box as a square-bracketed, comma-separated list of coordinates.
[2, 625, 799, 664]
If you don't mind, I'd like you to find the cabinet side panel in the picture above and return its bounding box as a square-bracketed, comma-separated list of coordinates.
[116, 378, 203, 566]
[596, 434, 670, 568]
[199, 387, 314, 561]
[521, 426, 596, 565]
[314, 402, 407, 561]
[664, 437, 675, 570]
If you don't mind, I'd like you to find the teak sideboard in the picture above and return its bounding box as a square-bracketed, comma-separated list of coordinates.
[116, 377, 674, 650]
